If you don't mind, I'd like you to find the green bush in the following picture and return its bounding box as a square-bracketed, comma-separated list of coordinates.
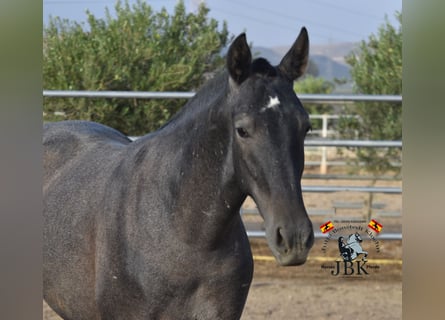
[294, 75, 334, 130]
[43, 0, 229, 135]
[339, 12, 402, 176]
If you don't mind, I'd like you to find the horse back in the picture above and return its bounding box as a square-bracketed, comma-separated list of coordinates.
[43, 120, 130, 179]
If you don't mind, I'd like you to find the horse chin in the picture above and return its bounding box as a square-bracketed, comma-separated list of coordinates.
[266, 235, 313, 267]
[274, 252, 309, 266]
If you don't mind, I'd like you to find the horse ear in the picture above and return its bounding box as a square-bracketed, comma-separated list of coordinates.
[227, 33, 252, 85]
[278, 27, 309, 81]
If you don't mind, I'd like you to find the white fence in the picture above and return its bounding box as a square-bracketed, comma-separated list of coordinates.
[43, 90, 402, 180]
[44, 91, 403, 239]
[43, 91, 402, 144]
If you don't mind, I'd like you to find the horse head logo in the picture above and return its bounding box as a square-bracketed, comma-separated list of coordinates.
[338, 233, 368, 262]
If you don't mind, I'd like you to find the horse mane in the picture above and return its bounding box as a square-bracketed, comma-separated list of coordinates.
[183, 57, 277, 111]
[188, 57, 276, 101]
[156, 69, 228, 131]
[159, 57, 277, 130]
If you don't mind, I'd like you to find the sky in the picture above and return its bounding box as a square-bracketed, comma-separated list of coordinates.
[43, 0, 402, 47]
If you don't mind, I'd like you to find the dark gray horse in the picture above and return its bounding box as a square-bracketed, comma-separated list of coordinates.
[43, 27, 314, 319]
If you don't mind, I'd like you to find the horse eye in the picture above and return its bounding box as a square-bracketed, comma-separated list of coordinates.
[236, 127, 249, 138]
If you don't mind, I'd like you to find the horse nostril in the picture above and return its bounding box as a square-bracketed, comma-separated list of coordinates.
[276, 227, 284, 247]
[305, 229, 315, 249]
[276, 227, 290, 254]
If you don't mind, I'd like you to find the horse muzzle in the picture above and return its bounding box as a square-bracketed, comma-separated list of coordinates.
[266, 223, 314, 266]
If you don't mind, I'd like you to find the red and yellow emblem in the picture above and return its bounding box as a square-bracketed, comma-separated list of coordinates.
[368, 219, 383, 233]
[320, 221, 334, 233]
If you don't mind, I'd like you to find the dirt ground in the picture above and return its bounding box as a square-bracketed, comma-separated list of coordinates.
[44, 174, 402, 319]
[43, 239, 402, 320]
[241, 238, 402, 320]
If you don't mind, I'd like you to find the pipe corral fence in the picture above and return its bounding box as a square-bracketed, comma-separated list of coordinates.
[43, 91, 402, 240]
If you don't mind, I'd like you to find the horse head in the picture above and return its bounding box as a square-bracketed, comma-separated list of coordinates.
[225, 28, 314, 266]
[347, 232, 363, 244]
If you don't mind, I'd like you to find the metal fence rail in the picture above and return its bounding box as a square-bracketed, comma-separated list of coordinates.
[43, 90, 196, 99]
[43, 91, 403, 240]
[127, 135, 402, 148]
[44, 91, 403, 149]
[43, 90, 402, 104]
[302, 185, 401, 194]
[246, 230, 402, 240]
[304, 140, 402, 147]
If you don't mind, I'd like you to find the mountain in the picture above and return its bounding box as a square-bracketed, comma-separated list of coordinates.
[252, 42, 358, 82]
[309, 54, 351, 81]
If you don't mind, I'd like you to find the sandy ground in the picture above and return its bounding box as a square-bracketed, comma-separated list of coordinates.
[44, 238, 402, 320]
[241, 239, 402, 320]
[44, 174, 402, 319]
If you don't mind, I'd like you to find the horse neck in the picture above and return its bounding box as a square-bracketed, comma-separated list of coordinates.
[141, 86, 246, 248]
[348, 236, 358, 245]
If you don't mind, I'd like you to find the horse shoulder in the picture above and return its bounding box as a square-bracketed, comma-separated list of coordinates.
[44, 121, 130, 180]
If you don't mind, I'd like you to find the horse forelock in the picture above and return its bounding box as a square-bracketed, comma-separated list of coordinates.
[250, 58, 278, 78]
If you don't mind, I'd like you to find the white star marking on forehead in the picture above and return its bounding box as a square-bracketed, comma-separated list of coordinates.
[261, 96, 280, 112]
[267, 96, 280, 109]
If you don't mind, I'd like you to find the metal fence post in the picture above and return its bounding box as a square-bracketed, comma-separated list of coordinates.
[320, 114, 328, 174]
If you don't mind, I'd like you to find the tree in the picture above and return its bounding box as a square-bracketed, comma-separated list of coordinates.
[338, 12, 402, 176]
[43, 0, 229, 135]
[338, 12, 402, 220]
[294, 75, 334, 130]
